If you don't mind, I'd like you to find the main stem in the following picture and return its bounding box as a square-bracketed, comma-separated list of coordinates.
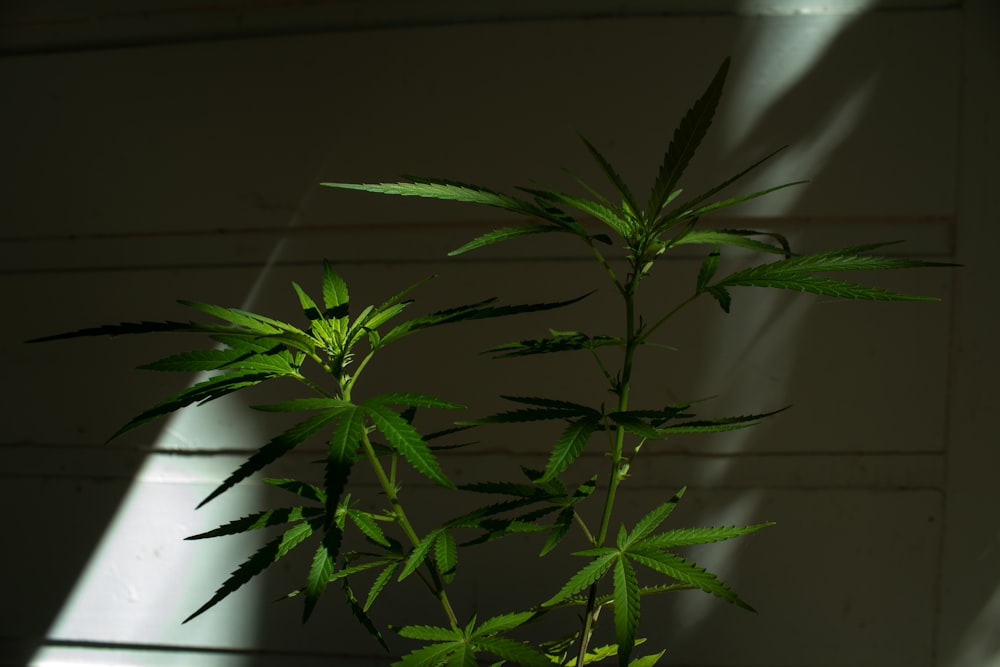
[575, 269, 640, 664]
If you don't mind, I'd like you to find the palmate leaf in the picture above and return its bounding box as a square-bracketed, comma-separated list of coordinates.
[629, 651, 665, 667]
[184, 520, 315, 623]
[613, 557, 641, 667]
[197, 407, 346, 508]
[646, 58, 730, 221]
[472, 637, 551, 667]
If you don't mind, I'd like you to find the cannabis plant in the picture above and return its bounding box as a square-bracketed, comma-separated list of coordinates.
[31, 58, 947, 666]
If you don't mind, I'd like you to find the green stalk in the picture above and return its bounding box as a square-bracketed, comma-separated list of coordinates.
[358, 428, 459, 628]
[576, 268, 641, 663]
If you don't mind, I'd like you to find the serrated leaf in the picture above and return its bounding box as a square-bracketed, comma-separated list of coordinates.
[673, 228, 790, 256]
[367, 392, 465, 410]
[184, 520, 314, 623]
[263, 477, 327, 503]
[636, 522, 774, 550]
[472, 610, 537, 637]
[364, 561, 399, 611]
[543, 550, 617, 606]
[521, 186, 630, 236]
[342, 578, 390, 652]
[396, 624, 462, 642]
[622, 489, 686, 548]
[488, 332, 624, 358]
[137, 348, 247, 372]
[607, 413, 664, 441]
[696, 248, 721, 293]
[399, 528, 443, 582]
[578, 133, 639, 220]
[393, 642, 463, 667]
[646, 58, 729, 220]
[472, 637, 551, 667]
[658, 408, 785, 435]
[186, 506, 323, 540]
[346, 509, 392, 547]
[321, 260, 351, 323]
[111, 370, 276, 440]
[628, 651, 665, 667]
[303, 531, 337, 621]
[435, 530, 458, 583]
[541, 415, 601, 482]
[252, 397, 351, 413]
[365, 403, 454, 489]
[197, 407, 345, 508]
[540, 506, 575, 556]
[626, 549, 753, 611]
[613, 557, 640, 667]
[448, 224, 558, 256]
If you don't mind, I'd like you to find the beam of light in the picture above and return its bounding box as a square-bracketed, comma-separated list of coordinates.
[31, 187, 318, 667]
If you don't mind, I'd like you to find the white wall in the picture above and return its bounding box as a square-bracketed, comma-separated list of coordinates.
[1, 1, 995, 666]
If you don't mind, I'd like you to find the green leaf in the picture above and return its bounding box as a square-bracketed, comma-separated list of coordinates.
[365, 403, 454, 489]
[472, 611, 537, 637]
[658, 408, 785, 435]
[346, 509, 392, 547]
[396, 624, 462, 642]
[607, 413, 664, 441]
[367, 392, 465, 411]
[343, 578, 390, 652]
[578, 133, 639, 220]
[622, 489, 686, 547]
[472, 637, 551, 667]
[303, 531, 337, 621]
[521, 186, 631, 237]
[541, 414, 601, 482]
[364, 561, 400, 611]
[252, 397, 351, 412]
[544, 550, 617, 606]
[488, 331, 624, 358]
[392, 641, 462, 667]
[540, 507, 575, 556]
[613, 557, 640, 667]
[646, 58, 729, 220]
[321, 260, 351, 326]
[263, 477, 327, 503]
[399, 528, 444, 582]
[636, 522, 774, 550]
[673, 228, 791, 256]
[197, 407, 345, 508]
[435, 530, 458, 583]
[448, 224, 560, 256]
[628, 651, 665, 667]
[137, 348, 248, 372]
[184, 520, 314, 622]
[186, 506, 323, 540]
[709, 243, 950, 304]
[696, 249, 721, 293]
[112, 370, 276, 440]
[626, 549, 754, 611]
